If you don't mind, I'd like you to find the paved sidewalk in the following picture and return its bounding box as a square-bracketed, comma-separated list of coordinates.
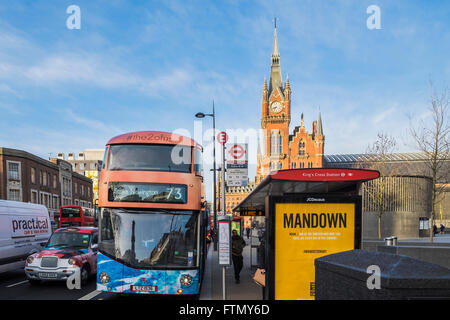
[200, 232, 264, 300]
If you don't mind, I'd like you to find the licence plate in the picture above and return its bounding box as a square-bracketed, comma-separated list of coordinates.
[39, 272, 57, 278]
[130, 285, 158, 292]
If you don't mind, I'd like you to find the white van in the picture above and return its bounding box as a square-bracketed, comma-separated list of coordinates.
[0, 200, 51, 273]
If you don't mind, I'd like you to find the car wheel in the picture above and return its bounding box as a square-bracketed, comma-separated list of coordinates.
[81, 266, 89, 286]
[29, 279, 41, 286]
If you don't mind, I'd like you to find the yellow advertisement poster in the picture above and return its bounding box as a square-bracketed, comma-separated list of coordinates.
[275, 203, 355, 300]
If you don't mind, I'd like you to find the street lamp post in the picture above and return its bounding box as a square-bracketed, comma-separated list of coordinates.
[195, 101, 218, 251]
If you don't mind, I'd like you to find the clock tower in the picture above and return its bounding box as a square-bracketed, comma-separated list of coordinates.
[260, 25, 291, 177]
[256, 24, 325, 183]
[222, 22, 325, 215]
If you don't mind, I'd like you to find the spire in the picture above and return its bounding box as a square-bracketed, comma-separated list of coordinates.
[317, 111, 323, 136]
[262, 75, 268, 103]
[256, 134, 263, 178]
[272, 22, 280, 62]
[284, 74, 290, 98]
[301, 113, 304, 127]
[269, 20, 282, 94]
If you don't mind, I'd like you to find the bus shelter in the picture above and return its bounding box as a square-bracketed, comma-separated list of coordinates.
[233, 168, 380, 300]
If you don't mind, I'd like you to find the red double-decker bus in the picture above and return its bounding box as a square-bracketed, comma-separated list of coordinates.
[96, 131, 208, 297]
[59, 205, 95, 228]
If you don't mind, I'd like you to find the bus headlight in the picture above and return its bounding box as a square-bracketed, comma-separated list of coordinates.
[99, 272, 110, 284]
[26, 256, 34, 264]
[68, 258, 77, 265]
[180, 274, 192, 287]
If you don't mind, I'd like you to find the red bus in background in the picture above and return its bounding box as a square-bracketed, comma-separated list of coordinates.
[59, 205, 96, 228]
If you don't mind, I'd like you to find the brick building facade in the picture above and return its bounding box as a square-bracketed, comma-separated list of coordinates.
[0, 147, 93, 213]
[0, 147, 61, 210]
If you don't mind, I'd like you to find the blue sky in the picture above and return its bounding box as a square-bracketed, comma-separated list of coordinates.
[1, 1, 449, 200]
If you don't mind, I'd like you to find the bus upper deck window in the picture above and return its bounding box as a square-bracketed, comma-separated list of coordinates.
[194, 148, 203, 176]
[108, 144, 192, 173]
[101, 147, 108, 170]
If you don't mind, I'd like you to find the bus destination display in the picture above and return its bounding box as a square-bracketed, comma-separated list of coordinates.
[108, 182, 187, 204]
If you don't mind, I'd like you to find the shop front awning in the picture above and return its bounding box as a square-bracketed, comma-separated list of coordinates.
[233, 168, 380, 215]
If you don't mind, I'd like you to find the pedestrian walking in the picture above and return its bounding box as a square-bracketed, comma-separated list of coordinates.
[440, 224, 446, 234]
[246, 227, 251, 239]
[231, 229, 246, 284]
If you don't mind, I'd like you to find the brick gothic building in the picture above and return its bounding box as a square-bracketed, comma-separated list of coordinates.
[219, 26, 325, 215]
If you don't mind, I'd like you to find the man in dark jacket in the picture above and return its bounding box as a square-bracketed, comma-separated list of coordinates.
[231, 229, 246, 284]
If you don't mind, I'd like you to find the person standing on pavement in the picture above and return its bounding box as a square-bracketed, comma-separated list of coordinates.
[231, 229, 246, 284]
[246, 227, 251, 239]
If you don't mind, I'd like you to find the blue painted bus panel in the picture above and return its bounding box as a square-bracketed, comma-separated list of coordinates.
[96, 253, 199, 295]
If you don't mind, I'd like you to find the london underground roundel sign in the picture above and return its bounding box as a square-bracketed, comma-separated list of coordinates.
[217, 131, 228, 145]
[229, 144, 246, 160]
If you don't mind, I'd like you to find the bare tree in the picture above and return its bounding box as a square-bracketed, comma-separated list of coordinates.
[358, 132, 398, 239]
[409, 83, 450, 242]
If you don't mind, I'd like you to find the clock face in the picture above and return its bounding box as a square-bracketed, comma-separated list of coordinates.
[271, 101, 283, 113]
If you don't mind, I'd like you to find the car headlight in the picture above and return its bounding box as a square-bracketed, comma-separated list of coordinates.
[26, 256, 34, 264]
[99, 272, 110, 284]
[68, 258, 77, 265]
[180, 274, 193, 287]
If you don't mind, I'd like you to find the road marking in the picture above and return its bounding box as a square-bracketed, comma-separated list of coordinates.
[6, 280, 29, 288]
[78, 290, 102, 300]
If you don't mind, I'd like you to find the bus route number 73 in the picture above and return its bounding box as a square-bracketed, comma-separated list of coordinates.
[166, 187, 183, 201]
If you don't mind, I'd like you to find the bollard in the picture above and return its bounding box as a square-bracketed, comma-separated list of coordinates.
[384, 236, 397, 246]
[384, 236, 393, 246]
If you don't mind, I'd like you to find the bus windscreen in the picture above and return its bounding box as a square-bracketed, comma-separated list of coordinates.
[99, 209, 198, 268]
[61, 207, 81, 218]
[107, 144, 192, 172]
